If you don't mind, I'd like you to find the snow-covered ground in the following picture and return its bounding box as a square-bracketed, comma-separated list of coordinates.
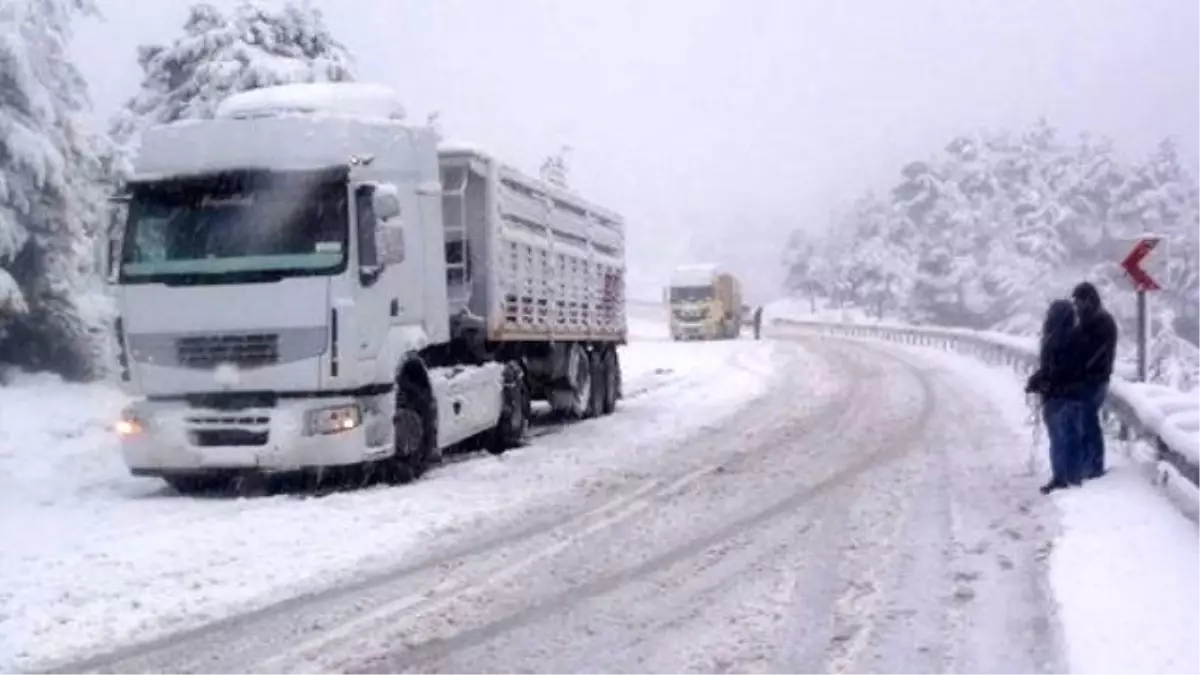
[5, 303, 1196, 673]
[978, 361, 1200, 675]
[1050, 469, 1199, 674]
[23, 320, 1058, 674]
[768, 304, 1200, 675]
[0, 325, 779, 671]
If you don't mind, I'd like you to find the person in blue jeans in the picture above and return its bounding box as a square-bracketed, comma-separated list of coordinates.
[1071, 282, 1118, 479]
[1026, 299, 1089, 494]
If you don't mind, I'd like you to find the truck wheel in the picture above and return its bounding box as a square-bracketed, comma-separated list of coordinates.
[488, 361, 529, 455]
[601, 347, 620, 415]
[391, 380, 434, 483]
[586, 349, 605, 419]
[560, 343, 593, 420]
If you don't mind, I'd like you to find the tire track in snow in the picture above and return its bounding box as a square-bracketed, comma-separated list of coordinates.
[262, 339, 870, 672]
[341, 338, 938, 673]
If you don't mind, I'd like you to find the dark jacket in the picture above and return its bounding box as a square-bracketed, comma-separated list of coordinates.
[1026, 299, 1088, 399]
[1072, 282, 1118, 387]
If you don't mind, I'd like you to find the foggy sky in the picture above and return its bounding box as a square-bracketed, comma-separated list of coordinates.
[72, 0, 1199, 303]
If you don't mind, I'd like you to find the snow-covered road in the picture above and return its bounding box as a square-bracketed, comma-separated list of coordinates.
[23, 332, 1064, 674]
[2, 316, 782, 671]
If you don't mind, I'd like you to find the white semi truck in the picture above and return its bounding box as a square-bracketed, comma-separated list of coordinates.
[106, 83, 627, 492]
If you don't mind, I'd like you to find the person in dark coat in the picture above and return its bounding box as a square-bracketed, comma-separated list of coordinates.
[1025, 299, 1089, 494]
[1071, 281, 1118, 479]
[752, 305, 764, 340]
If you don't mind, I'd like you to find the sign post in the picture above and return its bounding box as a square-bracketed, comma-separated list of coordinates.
[1119, 235, 1164, 382]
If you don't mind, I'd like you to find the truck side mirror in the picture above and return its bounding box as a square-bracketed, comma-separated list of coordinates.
[372, 183, 401, 221]
[376, 221, 405, 266]
[357, 183, 405, 287]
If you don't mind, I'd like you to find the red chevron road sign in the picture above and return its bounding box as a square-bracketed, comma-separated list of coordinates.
[1120, 236, 1163, 292]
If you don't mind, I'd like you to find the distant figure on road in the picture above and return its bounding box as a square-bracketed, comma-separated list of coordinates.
[752, 305, 764, 340]
[1025, 299, 1089, 494]
[1072, 281, 1119, 479]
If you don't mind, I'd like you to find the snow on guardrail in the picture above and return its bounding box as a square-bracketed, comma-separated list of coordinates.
[768, 312, 1199, 517]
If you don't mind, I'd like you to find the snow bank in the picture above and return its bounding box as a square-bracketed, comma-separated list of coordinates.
[0, 373, 131, 504]
[763, 298, 879, 326]
[1050, 469, 1199, 674]
[0, 327, 783, 671]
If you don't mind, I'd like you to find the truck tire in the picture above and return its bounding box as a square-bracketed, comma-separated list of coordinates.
[488, 361, 529, 455]
[391, 379, 435, 483]
[586, 349, 605, 419]
[554, 343, 593, 420]
[601, 347, 620, 415]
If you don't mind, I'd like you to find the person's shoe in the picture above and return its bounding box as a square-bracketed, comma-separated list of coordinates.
[1040, 480, 1067, 495]
[1085, 468, 1107, 480]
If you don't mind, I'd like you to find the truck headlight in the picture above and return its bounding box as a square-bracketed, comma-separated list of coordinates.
[115, 407, 144, 436]
[305, 404, 362, 436]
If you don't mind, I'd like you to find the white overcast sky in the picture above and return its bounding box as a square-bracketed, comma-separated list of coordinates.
[73, 0, 1198, 302]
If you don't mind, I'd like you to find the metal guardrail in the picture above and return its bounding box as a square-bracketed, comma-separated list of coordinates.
[773, 317, 1199, 489]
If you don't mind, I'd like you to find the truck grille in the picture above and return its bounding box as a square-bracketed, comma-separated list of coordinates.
[176, 333, 280, 369]
[673, 308, 708, 321]
[189, 429, 269, 447]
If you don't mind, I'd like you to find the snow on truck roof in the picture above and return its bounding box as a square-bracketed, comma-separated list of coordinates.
[216, 83, 407, 121]
[671, 263, 724, 286]
[437, 139, 489, 156]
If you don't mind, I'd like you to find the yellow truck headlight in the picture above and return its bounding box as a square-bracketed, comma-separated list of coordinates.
[304, 403, 362, 436]
[115, 407, 145, 436]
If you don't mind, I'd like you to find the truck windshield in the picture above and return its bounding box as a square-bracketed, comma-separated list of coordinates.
[120, 168, 349, 284]
[670, 286, 713, 302]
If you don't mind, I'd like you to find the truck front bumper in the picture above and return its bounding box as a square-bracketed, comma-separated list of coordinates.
[118, 394, 394, 475]
[671, 322, 717, 340]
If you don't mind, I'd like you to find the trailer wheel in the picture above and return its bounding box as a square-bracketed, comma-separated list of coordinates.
[601, 347, 620, 415]
[557, 343, 593, 420]
[488, 361, 529, 454]
[586, 349, 605, 419]
[391, 379, 434, 483]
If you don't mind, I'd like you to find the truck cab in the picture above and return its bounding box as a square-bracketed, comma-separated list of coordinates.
[667, 264, 742, 341]
[108, 84, 505, 491]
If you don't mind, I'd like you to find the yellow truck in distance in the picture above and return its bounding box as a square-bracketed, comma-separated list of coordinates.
[667, 264, 743, 340]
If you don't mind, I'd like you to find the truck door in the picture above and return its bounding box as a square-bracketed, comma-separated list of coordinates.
[353, 185, 392, 367]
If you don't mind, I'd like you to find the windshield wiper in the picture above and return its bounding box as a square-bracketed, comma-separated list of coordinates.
[121, 270, 291, 286]
[165, 270, 288, 286]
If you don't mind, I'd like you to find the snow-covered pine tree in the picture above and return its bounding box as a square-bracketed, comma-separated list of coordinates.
[0, 0, 108, 381]
[782, 229, 826, 313]
[107, 0, 357, 180]
[780, 119, 1199, 390]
